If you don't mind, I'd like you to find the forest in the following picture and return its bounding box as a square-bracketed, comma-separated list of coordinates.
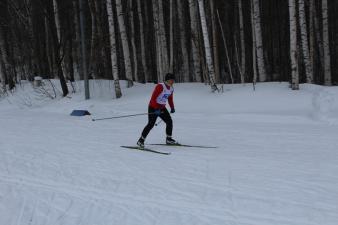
[0, 0, 337, 97]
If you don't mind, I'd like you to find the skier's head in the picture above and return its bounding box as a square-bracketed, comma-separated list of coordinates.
[165, 73, 175, 81]
[165, 73, 175, 86]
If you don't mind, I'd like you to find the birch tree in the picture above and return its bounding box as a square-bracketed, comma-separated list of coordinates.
[2, 0, 338, 93]
[188, 0, 201, 82]
[298, 0, 313, 83]
[198, 0, 217, 91]
[289, 0, 299, 90]
[152, 0, 169, 82]
[116, 0, 133, 87]
[106, 0, 122, 98]
[322, 0, 331, 85]
[252, 0, 267, 82]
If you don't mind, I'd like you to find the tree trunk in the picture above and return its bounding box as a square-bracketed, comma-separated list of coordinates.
[309, 0, 315, 82]
[53, 0, 61, 51]
[158, 0, 169, 80]
[88, 0, 98, 79]
[188, 0, 201, 82]
[152, 0, 161, 81]
[136, 0, 149, 81]
[238, 0, 246, 83]
[209, 0, 220, 84]
[106, 0, 122, 98]
[251, 0, 257, 87]
[322, 0, 331, 85]
[129, 0, 139, 82]
[252, 0, 267, 82]
[298, 0, 313, 83]
[52, 0, 68, 96]
[289, 0, 299, 90]
[94, 0, 106, 79]
[216, 10, 233, 84]
[177, 0, 189, 82]
[313, 2, 324, 83]
[27, 0, 38, 80]
[0, 59, 5, 91]
[0, 36, 9, 91]
[198, 0, 217, 91]
[72, 0, 81, 80]
[169, 0, 174, 73]
[116, 0, 133, 87]
[0, 10, 12, 90]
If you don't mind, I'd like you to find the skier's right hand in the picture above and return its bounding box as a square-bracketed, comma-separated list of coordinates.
[154, 109, 161, 116]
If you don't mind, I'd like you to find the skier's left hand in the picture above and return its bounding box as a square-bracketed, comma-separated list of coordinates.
[170, 108, 175, 114]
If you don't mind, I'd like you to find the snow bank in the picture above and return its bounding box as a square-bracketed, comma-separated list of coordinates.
[1, 81, 338, 225]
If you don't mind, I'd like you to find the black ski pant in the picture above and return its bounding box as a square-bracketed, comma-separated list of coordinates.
[141, 106, 173, 139]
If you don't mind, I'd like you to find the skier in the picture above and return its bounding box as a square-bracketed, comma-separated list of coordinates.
[137, 73, 177, 148]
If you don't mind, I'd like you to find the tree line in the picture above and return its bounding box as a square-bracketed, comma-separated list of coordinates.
[0, 0, 337, 97]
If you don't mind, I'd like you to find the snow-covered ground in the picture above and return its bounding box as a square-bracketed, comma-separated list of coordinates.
[1, 80, 338, 225]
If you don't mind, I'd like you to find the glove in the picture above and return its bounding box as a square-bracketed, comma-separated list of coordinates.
[170, 108, 175, 114]
[154, 109, 161, 116]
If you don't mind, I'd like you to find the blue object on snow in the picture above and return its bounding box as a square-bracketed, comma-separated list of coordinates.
[70, 110, 91, 116]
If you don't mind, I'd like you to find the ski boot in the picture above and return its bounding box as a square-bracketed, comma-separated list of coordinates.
[137, 137, 145, 149]
[166, 136, 177, 145]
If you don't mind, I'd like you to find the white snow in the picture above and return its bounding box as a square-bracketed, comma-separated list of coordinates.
[1, 80, 338, 225]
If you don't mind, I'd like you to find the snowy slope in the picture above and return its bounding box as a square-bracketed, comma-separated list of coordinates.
[1, 80, 338, 225]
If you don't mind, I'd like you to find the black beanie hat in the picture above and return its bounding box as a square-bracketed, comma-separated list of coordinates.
[165, 73, 175, 81]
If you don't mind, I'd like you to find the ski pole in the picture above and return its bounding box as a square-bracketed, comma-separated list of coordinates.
[92, 112, 156, 121]
[155, 119, 163, 126]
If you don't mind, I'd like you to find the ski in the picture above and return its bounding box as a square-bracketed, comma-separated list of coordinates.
[148, 143, 218, 148]
[121, 146, 171, 155]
